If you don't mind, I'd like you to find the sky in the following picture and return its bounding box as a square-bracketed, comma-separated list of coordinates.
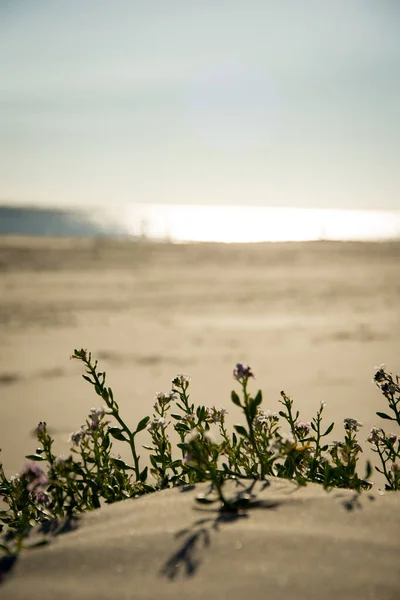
[0, 0, 399, 211]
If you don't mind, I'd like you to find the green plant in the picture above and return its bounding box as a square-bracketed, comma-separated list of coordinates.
[1, 352, 399, 555]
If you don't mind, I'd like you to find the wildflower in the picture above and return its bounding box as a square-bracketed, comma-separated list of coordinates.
[69, 431, 82, 446]
[71, 348, 88, 361]
[233, 363, 254, 382]
[380, 382, 398, 395]
[373, 364, 386, 383]
[35, 422, 47, 435]
[69, 426, 89, 446]
[387, 433, 400, 446]
[344, 418, 363, 432]
[320, 401, 327, 411]
[153, 390, 177, 410]
[295, 420, 312, 437]
[147, 417, 166, 433]
[183, 453, 194, 464]
[90, 407, 105, 423]
[206, 407, 228, 424]
[22, 461, 48, 491]
[367, 427, 384, 444]
[172, 374, 191, 389]
[31, 490, 50, 506]
[255, 408, 278, 425]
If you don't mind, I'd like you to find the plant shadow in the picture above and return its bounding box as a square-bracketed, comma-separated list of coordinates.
[0, 516, 80, 586]
[160, 478, 280, 580]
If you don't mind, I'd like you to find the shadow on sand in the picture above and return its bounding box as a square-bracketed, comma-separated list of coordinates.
[160, 479, 281, 579]
[0, 516, 80, 585]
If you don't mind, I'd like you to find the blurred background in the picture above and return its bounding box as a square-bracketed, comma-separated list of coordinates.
[0, 1, 399, 478]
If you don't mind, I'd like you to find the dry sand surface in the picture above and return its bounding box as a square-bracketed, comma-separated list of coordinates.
[2, 478, 400, 600]
[0, 237, 399, 474]
[1, 236, 400, 597]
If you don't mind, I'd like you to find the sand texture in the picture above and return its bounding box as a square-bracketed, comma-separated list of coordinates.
[2, 478, 400, 599]
[1, 237, 399, 475]
[1, 237, 400, 597]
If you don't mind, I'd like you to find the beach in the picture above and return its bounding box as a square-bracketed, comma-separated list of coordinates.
[2, 477, 400, 599]
[1, 237, 399, 475]
[1, 236, 400, 596]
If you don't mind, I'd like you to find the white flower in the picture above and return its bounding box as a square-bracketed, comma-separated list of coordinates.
[206, 406, 228, 424]
[147, 417, 166, 433]
[90, 407, 105, 423]
[367, 427, 384, 444]
[344, 418, 363, 432]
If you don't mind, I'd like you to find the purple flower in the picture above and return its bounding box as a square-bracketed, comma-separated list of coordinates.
[22, 460, 48, 491]
[35, 422, 47, 435]
[233, 363, 254, 382]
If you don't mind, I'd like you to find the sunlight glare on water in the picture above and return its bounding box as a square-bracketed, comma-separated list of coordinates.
[122, 204, 400, 243]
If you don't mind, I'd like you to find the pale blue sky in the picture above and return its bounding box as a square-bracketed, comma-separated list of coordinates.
[0, 0, 399, 210]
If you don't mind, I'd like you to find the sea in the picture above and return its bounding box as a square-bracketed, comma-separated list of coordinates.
[1, 204, 400, 243]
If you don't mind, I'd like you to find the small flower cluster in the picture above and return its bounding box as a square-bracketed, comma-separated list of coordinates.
[233, 363, 254, 382]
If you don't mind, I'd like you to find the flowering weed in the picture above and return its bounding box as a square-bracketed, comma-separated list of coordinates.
[0, 352, 399, 554]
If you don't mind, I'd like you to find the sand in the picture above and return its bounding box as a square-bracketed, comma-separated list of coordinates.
[2, 478, 400, 599]
[1, 237, 400, 596]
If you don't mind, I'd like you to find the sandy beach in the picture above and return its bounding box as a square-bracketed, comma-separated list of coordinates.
[2, 478, 400, 599]
[1, 236, 400, 597]
[1, 237, 399, 475]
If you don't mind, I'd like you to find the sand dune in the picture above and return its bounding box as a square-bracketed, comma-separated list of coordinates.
[2, 478, 400, 599]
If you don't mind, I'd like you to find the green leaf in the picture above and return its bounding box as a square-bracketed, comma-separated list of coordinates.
[110, 457, 132, 470]
[139, 466, 148, 482]
[231, 391, 241, 407]
[101, 434, 110, 451]
[253, 390, 263, 407]
[234, 424, 248, 438]
[82, 375, 93, 385]
[136, 416, 150, 433]
[170, 413, 183, 420]
[108, 427, 128, 441]
[25, 454, 46, 462]
[150, 455, 159, 469]
[278, 411, 286, 418]
[321, 445, 328, 451]
[376, 412, 395, 421]
[175, 423, 190, 432]
[323, 423, 334, 436]
[249, 401, 257, 419]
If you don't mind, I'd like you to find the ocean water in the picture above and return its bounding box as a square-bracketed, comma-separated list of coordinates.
[1, 204, 400, 243]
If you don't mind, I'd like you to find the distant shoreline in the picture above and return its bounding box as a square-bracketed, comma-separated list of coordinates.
[1, 204, 400, 242]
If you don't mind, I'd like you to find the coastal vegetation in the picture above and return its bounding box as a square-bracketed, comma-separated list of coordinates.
[1, 351, 399, 555]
